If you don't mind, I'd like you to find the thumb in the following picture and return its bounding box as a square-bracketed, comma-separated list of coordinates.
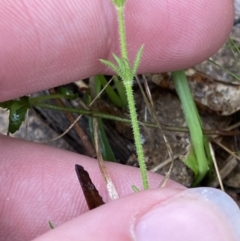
[33, 188, 240, 241]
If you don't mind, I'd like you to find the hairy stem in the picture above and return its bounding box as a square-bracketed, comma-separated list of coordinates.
[118, 6, 128, 61]
[116, 4, 148, 189]
[124, 82, 149, 189]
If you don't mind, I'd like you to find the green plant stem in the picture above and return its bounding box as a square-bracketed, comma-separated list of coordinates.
[124, 82, 149, 189]
[32, 101, 233, 136]
[30, 94, 74, 105]
[114, 5, 148, 189]
[32, 102, 117, 119]
[172, 70, 209, 184]
[113, 76, 128, 107]
[117, 6, 128, 61]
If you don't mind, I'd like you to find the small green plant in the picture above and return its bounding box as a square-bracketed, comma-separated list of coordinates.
[100, 0, 149, 189]
[85, 76, 117, 162]
[101, 0, 214, 186]
[1, 0, 228, 188]
[172, 71, 212, 185]
[97, 75, 128, 108]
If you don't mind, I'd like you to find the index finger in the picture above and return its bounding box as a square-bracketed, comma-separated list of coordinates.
[0, 0, 234, 101]
[0, 134, 184, 240]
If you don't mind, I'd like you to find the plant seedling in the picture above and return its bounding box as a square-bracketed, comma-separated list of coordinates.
[101, 0, 213, 186]
[100, 0, 149, 189]
[172, 70, 212, 185]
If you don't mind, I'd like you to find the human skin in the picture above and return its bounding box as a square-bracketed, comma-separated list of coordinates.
[0, 0, 236, 241]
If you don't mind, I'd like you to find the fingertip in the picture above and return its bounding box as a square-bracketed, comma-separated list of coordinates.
[135, 188, 240, 241]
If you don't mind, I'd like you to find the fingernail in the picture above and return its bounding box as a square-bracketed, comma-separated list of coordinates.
[134, 188, 240, 241]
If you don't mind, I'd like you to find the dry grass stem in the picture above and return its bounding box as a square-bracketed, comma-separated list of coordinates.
[209, 156, 238, 187]
[209, 142, 224, 191]
[213, 139, 240, 162]
[93, 117, 119, 200]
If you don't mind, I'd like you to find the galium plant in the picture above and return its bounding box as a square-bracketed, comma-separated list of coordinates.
[101, 0, 212, 187]
[100, 0, 149, 189]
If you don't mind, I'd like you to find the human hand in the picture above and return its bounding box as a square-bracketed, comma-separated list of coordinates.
[1, 0, 239, 240]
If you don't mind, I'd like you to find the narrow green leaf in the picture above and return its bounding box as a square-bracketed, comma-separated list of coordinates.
[94, 73, 102, 95]
[30, 93, 78, 106]
[132, 45, 144, 76]
[100, 59, 120, 76]
[112, 53, 123, 69]
[120, 58, 132, 79]
[95, 79, 116, 162]
[96, 118, 116, 162]
[112, 54, 131, 80]
[203, 135, 213, 171]
[85, 87, 116, 163]
[88, 115, 116, 162]
[113, 76, 128, 107]
[172, 70, 209, 185]
[183, 145, 199, 177]
[97, 75, 123, 107]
